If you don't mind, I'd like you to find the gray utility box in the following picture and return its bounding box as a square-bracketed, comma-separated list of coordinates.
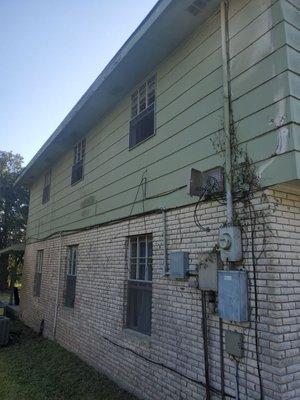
[218, 270, 249, 322]
[187, 166, 224, 198]
[169, 252, 189, 279]
[0, 316, 10, 346]
[197, 251, 222, 291]
[219, 226, 242, 262]
[225, 330, 243, 358]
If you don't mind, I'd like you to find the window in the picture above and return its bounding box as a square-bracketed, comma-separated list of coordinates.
[65, 245, 78, 308]
[129, 75, 156, 148]
[42, 170, 51, 204]
[71, 138, 85, 185]
[33, 250, 43, 297]
[127, 235, 152, 335]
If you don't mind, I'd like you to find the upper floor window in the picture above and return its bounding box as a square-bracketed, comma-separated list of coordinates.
[33, 250, 43, 297]
[65, 245, 78, 308]
[42, 170, 51, 204]
[129, 75, 156, 149]
[71, 138, 85, 185]
[126, 234, 152, 335]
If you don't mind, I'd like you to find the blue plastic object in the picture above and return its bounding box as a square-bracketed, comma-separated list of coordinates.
[218, 270, 249, 322]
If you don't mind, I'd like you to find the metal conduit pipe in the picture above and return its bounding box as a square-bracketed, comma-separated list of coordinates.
[161, 208, 168, 274]
[53, 232, 63, 339]
[220, 0, 233, 226]
[201, 291, 211, 400]
[219, 2, 233, 398]
[219, 317, 226, 400]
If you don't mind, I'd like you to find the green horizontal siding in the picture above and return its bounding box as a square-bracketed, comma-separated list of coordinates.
[26, 0, 299, 241]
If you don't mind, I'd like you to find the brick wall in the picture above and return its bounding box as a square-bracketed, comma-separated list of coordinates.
[20, 189, 300, 400]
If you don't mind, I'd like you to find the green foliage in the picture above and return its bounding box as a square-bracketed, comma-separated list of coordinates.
[0, 151, 29, 248]
[0, 290, 10, 302]
[0, 151, 29, 289]
[0, 320, 136, 400]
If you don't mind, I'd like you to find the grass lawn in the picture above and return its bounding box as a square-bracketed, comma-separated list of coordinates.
[0, 320, 137, 400]
[0, 291, 10, 303]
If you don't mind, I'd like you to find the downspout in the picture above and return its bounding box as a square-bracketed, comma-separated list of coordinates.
[53, 232, 62, 340]
[220, 0, 233, 226]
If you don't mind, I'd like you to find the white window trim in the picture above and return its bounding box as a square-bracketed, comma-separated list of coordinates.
[130, 74, 156, 121]
[67, 245, 78, 276]
[73, 138, 86, 165]
[36, 250, 43, 273]
[128, 235, 152, 283]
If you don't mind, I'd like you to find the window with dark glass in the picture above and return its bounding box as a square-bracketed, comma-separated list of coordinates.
[33, 250, 43, 297]
[65, 245, 78, 308]
[129, 75, 156, 148]
[127, 234, 152, 335]
[42, 170, 51, 204]
[71, 138, 85, 185]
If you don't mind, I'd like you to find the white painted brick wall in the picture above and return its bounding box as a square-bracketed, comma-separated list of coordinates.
[20, 189, 300, 400]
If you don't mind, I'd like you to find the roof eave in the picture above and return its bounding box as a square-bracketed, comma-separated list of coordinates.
[16, 0, 220, 187]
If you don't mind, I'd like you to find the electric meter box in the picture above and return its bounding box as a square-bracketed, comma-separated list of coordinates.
[169, 252, 189, 279]
[219, 226, 242, 262]
[197, 251, 222, 291]
[218, 270, 249, 322]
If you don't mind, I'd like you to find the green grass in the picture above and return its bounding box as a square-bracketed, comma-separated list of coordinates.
[0, 320, 137, 400]
[0, 291, 10, 302]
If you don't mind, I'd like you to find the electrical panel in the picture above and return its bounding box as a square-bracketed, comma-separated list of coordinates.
[218, 270, 249, 322]
[225, 331, 243, 358]
[197, 251, 222, 291]
[219, 226, 242, 262]
[187, 166, 224, 198]
[169, 252, 189, 279]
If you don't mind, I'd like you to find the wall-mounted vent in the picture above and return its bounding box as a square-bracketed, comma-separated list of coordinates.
[187, 0, 207, 16]
[188, 166, 224, 198]
[81, 195, 95, 209]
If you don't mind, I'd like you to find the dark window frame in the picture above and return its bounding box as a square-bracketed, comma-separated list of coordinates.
[42, 170, 51, 204]
[33, 250, 43, 297]
[126, 234, 153, 335]
[71, 139, 85, 185]
[65, 245, 78, 308]
[129, 75, 156, 149]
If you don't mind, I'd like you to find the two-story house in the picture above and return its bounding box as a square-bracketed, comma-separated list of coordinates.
[17, 1, 300, 399]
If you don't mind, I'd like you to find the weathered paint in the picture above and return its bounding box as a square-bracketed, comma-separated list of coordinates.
[26, 0, 300, 241]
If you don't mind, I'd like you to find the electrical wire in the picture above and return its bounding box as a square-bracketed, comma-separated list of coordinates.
[101, 334, 235, 399]
[201, 290, 211, 400]
[235, 360, 240, 400]
[129, 169, 147, 217]
[193, 175, 223, 233]
[219, 318, 226, 400]
[26, 184, 186, 244]
[248, 202, 264, 400]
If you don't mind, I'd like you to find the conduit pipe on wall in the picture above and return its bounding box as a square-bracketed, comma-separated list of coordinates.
[53, 232, 63, 340]
[219, 2, 232, 399]
[220, 0, 233, 226]
[161, 208, 168, 274]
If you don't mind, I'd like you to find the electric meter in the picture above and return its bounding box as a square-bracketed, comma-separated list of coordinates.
[218, 226, 242, 262]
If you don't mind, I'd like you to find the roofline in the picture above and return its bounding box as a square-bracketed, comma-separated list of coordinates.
[0, 244, 25, 256]
[15, 0, 172, 186]
[16, 0, 221, 186]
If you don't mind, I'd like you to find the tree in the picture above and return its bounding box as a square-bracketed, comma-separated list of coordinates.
[0, 151, 29, 290]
